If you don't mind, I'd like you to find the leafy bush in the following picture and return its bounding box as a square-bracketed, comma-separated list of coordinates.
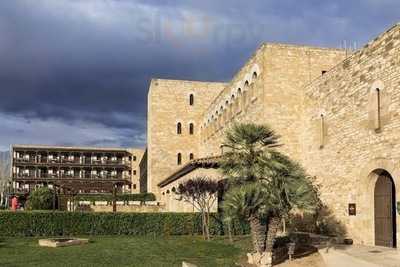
[0, 211, 249, 237]
[26, 187, 54, 210]
[74, 193, 156, 204]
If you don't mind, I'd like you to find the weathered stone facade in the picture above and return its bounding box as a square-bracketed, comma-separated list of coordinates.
[127, 148, 144, 193]
[139, 149, 148, 193]
[147, 23, 400, 247]
[301, 24, 400, 246]
[147, 79, 226, 196]
[199, 43, 346, 162]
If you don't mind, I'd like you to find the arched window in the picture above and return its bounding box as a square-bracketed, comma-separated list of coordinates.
[230, 95, 235, 118]
[189, 123, 194, 135]
[189, 94, 194, 106]
[177, 153, 182, 165]
[189, 153, 194, 160]
[251, 74, 257, 99]
[243, 81, 249, 107]
[177, 122, 182, 134]
[236, 88, 242, 111]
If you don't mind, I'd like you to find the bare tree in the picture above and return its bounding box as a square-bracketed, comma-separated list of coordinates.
[176, 177, 219, 240]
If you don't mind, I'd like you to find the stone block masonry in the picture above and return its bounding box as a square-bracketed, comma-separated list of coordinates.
[147, 22, 400, 247]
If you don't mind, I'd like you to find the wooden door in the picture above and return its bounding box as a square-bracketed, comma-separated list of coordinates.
[374, 174, 394, 247]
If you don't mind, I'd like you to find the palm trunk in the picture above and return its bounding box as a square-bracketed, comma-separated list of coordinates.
[265, 216, 281, 253]
[249, 216, 266, 253]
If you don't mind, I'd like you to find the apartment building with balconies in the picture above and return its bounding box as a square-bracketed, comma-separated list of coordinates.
[11, 145, 144, 194]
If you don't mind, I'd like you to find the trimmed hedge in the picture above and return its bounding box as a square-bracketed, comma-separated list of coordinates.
[0, 211, 249, 237]
[73, 193, 156, 203]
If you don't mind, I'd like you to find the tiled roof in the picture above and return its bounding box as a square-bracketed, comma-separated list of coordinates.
[157, 156, 222, 188]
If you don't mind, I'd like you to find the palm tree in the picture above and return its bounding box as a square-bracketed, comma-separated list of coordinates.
[223, 183, 268, 253]
[220, 123, 319, 261]
[262, 152, 318, 253]
[220, 123, 282, 185]
[220, 123, 282, 253]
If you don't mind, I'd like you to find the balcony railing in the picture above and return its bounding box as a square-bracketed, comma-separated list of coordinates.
[13, 173, 131, 180]
[14, 158, 131, 166]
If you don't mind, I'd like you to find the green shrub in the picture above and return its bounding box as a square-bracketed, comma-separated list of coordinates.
[0, 211, 249, 237]
[26, 187, 54, 210]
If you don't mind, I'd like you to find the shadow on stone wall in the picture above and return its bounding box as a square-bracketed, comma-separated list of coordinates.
[288, 204, 347, 238]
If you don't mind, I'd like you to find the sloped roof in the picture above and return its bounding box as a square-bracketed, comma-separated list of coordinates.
[157, 156, 222, 188]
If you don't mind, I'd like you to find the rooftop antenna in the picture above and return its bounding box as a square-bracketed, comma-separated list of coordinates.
[342, 40, 358, 57]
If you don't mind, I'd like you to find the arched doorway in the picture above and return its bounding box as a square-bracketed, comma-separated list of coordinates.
[374, 171, 396, 247]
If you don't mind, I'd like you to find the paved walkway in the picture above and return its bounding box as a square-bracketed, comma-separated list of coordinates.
[319, 245, 400, 267]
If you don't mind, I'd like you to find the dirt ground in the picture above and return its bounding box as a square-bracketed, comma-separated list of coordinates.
[276, 252, 326, 267]
[238, 251, 326, 267]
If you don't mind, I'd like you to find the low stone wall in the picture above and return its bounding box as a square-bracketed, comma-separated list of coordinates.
[72, 201, 166, 213]
[88, 204, 165, 213]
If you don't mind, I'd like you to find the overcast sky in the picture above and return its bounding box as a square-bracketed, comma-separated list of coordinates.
[0, 0, 399, 151]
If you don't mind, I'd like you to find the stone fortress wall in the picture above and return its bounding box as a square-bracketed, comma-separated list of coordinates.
[301, 24, 400, 246]
[147, 23, 400, 246]
[149, 45, 346, 214]
[200, 44, 346, 162]
[147, 79, 226, 196]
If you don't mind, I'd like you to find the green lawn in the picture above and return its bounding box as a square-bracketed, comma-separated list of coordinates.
[0, 235, 251, 267]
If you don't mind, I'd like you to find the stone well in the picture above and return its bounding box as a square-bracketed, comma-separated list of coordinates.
[38, 238, 89, 248]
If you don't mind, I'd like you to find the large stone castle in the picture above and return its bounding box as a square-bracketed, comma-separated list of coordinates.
[145, 23, 400, 247]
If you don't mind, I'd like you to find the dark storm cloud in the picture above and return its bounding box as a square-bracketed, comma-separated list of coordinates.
[0, 0, 399, 149]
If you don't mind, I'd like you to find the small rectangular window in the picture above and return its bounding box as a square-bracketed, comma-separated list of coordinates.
[189, 123, 194, 135]
[374, 88, 381, 131]
[189, 94, 194, 106]
[177, 153, 182, 165]
[319, 114, 325, 149]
